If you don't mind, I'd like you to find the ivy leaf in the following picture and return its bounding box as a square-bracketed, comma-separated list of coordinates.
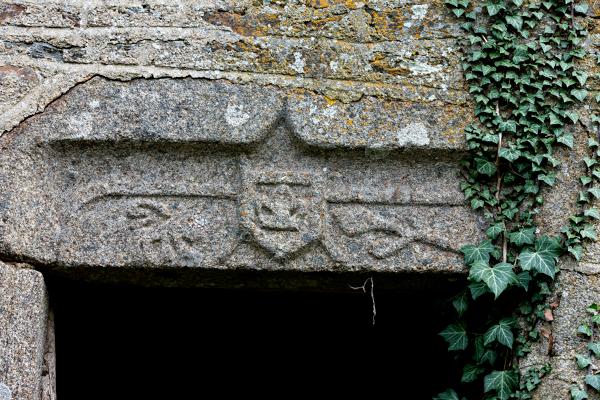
[571, 386, 589, 400]
[516, 271, 531, 291]
[575, 3, 589, 14]
[586, 375, 600, 391]
[486, 3, 503, 16]
[539, 173, 556, 186]
[569, 245, 584, 261]
[462, 364, 485, 383]
[484, 370, 518, 400]
[461, 240, 495, 265]
[487, 222, 505, 239]
[509, 227, 536, 246]
[471, 262, 517, 299]
[505, 15, 523, 30]
[499, 147, 520, 162]
[588, 342, 600, 357]
[519, 249, 556, 278]
[579, 324, 593, 337]
[585, 209, 600, 220]
[476, 158, 497, 176]
[536, 236, 563, 258]
[474, 336, 497, 366]
[581, 225, 597, 240]
[453, 292, 469, 317]
[574, 71, 589, 86]
[469, 281, 490, 299]
[588, 188, 600, 199]
[558, 134, 575, 148]
[571, 89, 589, 101]
[433, 389, 461, 400]
[577, 354, 593, 369]
[484, 319, 515, 348]
[440, 323, 468, 351]
[499, 120, 517, 133]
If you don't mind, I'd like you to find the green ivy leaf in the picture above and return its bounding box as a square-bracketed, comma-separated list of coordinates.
[486, 222, 505, 239]
[574, 71, 589, 86]
[588, 188, 600, 199]
[519, 246, 557, 278]
[575, 3, 589, 14]
[475, 158, 497, 176]
[581, 225, 597, 240]
[499, 120, 517, 133]
[558, 134, 575, 148]
[588, 342, 600, 357]
[505, 15, 523, 30]
[571, 386, 589, 400]
[484, 319, 514, 348]
[576, 354, 593, 369]
[569, 245, 584, 261]
[579, 324, 593, 337]
[509, 227, 536, 246]
[484, 370, 518, 400]
[433, 389, 461, 400]
[470, 262, 517, 299]
[586, 375, 600, 391]
[462, 364, 485, 383]
[474, 336, 497, 366]
[468, 281, 490, 299]
[461, 240, 495, 265]
[499, 147, 520, 162]
[516, 271, 531, 291]
[585, 209, 600, 220]
[572, 89, 589, 101]
[453, 292, 469, 317]
[440, 323, 469, 351]
[486, 3, 503, 16]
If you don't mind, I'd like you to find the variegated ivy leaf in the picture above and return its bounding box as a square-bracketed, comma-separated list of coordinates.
[486, 222, 505, 239]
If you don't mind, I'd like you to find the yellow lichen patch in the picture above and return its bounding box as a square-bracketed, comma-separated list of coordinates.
[370, 53, 409, 76]
[324, 96, 337, 106]
[346, 119, 354, 126]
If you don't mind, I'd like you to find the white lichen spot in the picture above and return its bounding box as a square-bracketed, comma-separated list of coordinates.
[291, 52, 305, 74]
[411, 4, 429, 19]
[329, 61, 339, 72]
[396, 122, 431, 146]
[225, 103, 250, 127]
[408, 61, 443, 76]
[89, 100, 100, 109]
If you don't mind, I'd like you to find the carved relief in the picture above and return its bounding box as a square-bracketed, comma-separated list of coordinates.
[0, 78, 482, 272]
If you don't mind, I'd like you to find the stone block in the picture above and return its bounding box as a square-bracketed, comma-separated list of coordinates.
[0, 77, 484, 273]
[0, 262, 48, 400]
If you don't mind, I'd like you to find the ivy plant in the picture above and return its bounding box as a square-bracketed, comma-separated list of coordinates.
[437, 0, 595, 398]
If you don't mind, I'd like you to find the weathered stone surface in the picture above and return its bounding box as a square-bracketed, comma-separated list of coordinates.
[0, 262, 48, 400]
[0, 77, 483, 273]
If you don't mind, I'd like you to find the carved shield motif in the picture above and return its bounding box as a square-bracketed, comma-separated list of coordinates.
[239, 171, 324, 259]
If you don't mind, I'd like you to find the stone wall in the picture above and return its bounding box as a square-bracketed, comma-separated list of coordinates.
[0, 0, 598, 398]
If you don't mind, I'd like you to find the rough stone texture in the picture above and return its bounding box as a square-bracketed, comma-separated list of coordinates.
[0, 77, 484, 272]
[0, 261, 48, 400]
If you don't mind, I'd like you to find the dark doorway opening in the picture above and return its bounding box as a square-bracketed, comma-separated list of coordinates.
[50, 276, 458, 398]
